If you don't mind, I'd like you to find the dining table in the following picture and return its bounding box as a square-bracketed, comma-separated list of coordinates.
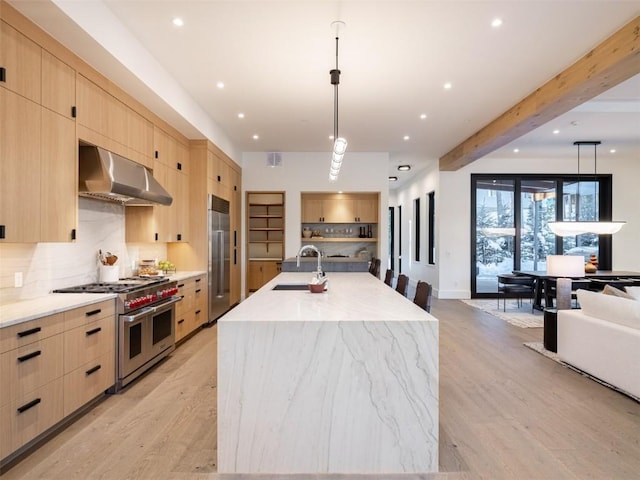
[511, 270, 640, 310]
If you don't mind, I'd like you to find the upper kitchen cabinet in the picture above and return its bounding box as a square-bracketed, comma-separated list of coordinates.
[301, 193, 378, 223]
[0, 88, 41, 242]
[154, 126, 189, 174]
[41, 50, 75, 119]
[40, 108, 77, 242]
[77, 75, 153, 168]
[0, 21, 41, 103]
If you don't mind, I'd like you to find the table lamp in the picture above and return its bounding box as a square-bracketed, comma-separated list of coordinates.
[546, 255, 585, 310]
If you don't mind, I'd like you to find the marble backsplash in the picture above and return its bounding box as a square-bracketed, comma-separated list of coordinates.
[0, 197, 166, 303]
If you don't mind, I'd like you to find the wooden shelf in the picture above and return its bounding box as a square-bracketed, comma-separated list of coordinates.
[250, 215, 282, 219]
[250, 228, 283, 231]
[301, 237, 377, 243]
[249, 240, 284, 244]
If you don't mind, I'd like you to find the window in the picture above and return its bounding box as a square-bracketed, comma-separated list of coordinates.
[414, 197, 420, 262]
[428, 191, 435, 265]
[471, 174, 612, 297]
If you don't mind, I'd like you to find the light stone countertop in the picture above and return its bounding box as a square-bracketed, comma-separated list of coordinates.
[219, 271, 435, 322]
[0, 271, 206, 329]
[0, 293, 117, 328]
[167, 271, 207, 282]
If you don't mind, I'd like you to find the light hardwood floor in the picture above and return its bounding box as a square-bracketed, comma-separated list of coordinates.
[2, 299, 639, 479]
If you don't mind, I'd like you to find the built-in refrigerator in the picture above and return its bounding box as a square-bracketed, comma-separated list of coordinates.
[208, 194, 230, 323]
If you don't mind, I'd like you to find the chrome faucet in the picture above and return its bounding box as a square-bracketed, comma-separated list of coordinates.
[297, 244, 323, 279]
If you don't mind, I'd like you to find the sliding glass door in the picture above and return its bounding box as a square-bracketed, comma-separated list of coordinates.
[471, 174, 612, 297]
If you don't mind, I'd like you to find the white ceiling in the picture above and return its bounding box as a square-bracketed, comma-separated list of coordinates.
[9, 0, 640, 182]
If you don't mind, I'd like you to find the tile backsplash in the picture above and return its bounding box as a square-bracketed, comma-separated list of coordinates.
[0, 198, 166, 303]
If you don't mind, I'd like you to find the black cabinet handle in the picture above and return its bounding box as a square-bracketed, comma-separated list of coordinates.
[71, 105, 77, 118]
[155, 150, 159, 159]
[178, 319, 185, 324]
[18, 326, 41, 338]
[85, 309, 101, 317]
[86, 365, 101, 376]
[195, 289, 201, 293]
[178, 283, 185, 288]
[195, 278, 201, 283]
[195, 310, 201, 315]
[0, 224, 5, 239]
[234, 249, 237, 265]
[0, 67, 6, 82]
[17, 398, 41, 414]
[18, 350, 41, 362]
[177, 162, 182, 170]
[86, 327, 102, 336]
[71, 228, 77, 240]
[155, 233, 159, 241]
[177, 233, 182, 241]
[234, 230, 237, 247]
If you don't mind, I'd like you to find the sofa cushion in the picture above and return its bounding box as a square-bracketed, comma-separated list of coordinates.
[577, 289, 640, 331]
[625, 286, 640, 301]
[602, 284, 636, 300]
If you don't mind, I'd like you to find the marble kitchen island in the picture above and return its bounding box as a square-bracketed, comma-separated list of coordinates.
[217, 272, 438, 474]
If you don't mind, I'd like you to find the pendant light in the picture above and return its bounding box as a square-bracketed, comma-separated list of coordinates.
[329, 21, 347, 181]
[548, 141, 625, 236]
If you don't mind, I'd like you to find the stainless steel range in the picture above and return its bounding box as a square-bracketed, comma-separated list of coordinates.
[54, 277, 180, 391]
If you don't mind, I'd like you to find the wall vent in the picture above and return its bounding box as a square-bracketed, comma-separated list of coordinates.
[266, 152, 283, 167]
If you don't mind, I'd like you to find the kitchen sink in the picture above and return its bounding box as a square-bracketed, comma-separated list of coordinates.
[272, 283, 309, 291]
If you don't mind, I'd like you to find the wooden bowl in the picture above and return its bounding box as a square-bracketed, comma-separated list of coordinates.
[308, 283, 325, 293]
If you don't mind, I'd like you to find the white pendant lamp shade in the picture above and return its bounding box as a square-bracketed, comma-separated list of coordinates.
[329, 137, 347, 181]
[549, 141, 625, 236]
[548, 220, 626, 236]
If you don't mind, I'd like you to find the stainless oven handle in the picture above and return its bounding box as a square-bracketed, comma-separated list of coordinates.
[150, 296, 182, 313]
[121, 307, 154, 323]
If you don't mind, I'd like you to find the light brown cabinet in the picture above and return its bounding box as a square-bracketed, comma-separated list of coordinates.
[40, 108, 77, 242]
[247, 260, 281, 293]
[0, 21, 41, 103]
[301, 193, 378, 223]
[175, 275, 206, 342]
[41, 50, 75, 119]
[0, 300, 116, 461]
[0, 88, 41, 242]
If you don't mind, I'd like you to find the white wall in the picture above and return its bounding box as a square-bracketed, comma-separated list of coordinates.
[393, 153, 639, 299]
[242, 151, 389, 295]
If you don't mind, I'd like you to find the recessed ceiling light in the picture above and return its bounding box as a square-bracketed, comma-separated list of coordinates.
[513, 148, 520, 153]
[237, 113, 245, 119]
[610, 149, 616, 153]
[443, 82, 452, 90]
[403, 135, 410, 141]
[420, 113, 427, 120]
[329, 135, 335, 140]
[553, 129, 560, 134]
[252, 134, 259, 140]
[216, 81, 225, 89]
[491, 18, 503, 28]
[389, 176, 398, 182]
[172, 17, 184, 27]
[398, 165, 411, 171]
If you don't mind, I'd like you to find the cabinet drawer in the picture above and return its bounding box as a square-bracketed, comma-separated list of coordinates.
[0, 377, 64, 460]
[63, 316, 115, 374]
[175, 309, 195, 343]
[0, 313, 64, 354]
[64, 299, 115, 330]
[63, 351, 114, 417]
[0, 334, 64, 407]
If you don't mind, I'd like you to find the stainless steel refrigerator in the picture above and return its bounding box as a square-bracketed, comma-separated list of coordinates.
[208, 194, 230, 323]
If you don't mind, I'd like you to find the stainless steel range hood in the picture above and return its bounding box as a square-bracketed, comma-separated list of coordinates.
[79, 146, 172, 206]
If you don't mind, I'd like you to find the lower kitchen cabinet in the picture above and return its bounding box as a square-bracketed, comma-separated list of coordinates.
[0, 299, 116, 463]
[175, 274, 206, 342]
[247, 261, 281, 293]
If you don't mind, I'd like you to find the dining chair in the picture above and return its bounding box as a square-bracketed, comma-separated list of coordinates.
[384, 269, 393, 286]
[395, 274, 409, 296]
[371, 258, 381, 278]
[413, 280, 433, 313]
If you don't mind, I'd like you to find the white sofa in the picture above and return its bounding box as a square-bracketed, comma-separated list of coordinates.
[557, 288, 640, 400]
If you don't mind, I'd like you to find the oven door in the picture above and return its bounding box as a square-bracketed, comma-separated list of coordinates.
[149, 297, 179, 358]
[120, 306, 154, 380]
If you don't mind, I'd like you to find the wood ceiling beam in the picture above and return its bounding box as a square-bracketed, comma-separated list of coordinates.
[439, 15, 640, 171]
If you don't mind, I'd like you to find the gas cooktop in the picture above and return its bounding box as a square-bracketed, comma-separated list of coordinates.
[53, 276, 169, 294]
